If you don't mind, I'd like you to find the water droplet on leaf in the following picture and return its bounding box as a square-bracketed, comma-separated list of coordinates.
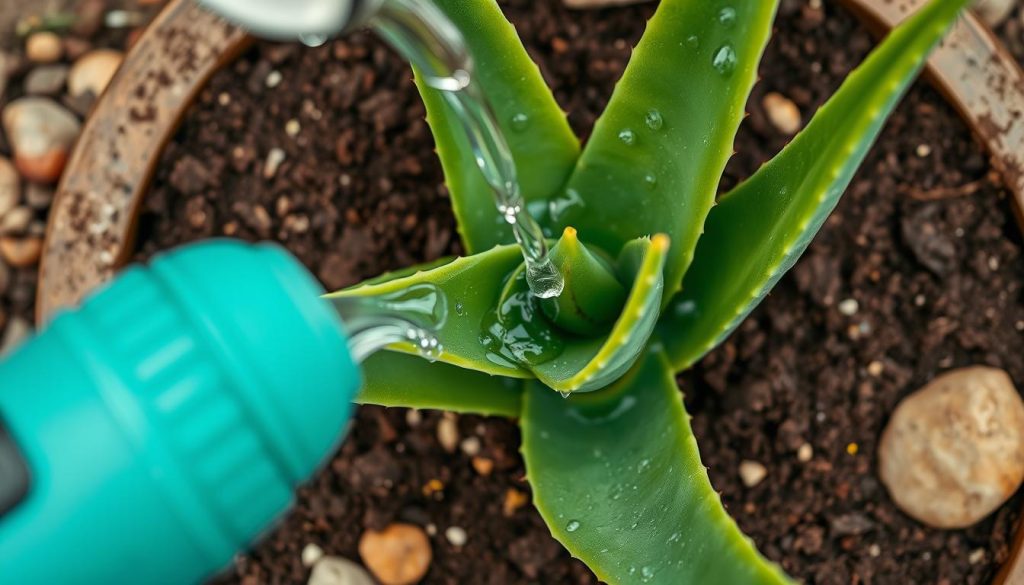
[510, 112, 529, 131]
[712, 43, 738, 76]
[618, 128, 636, 145]
[718, 6, 737, 27]
[644, 109, 663, 131]
[566, 519, 581, 532]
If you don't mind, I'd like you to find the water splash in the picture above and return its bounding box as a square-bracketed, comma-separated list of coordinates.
[372, 0, 563, 299]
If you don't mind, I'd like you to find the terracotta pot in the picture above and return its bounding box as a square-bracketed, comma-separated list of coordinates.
[35, 0, 1024, 581]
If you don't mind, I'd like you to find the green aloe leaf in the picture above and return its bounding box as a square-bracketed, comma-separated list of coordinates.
[521, 349, 792, 584]
[418, 0, 580, 253]
[660, 0, 970, 370]
[560, 0, 779, 297]
[531, 234, 669, 393]
[358, 352, 522, 417]
[327, 245, 530, 378]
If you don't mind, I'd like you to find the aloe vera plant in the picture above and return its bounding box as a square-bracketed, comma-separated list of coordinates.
[329, 0, 971, 582]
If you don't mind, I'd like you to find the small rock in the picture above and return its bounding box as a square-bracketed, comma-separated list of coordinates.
[437, 415, 458, 452]
[975, 0, 1015, 27]
[2, 97, 81, 183]
[263, 147, 286, 178]
[24, 64, 69, 96]
[308, 555, 375, 585]
[302, 543, 325, 567]
[829, 512, 874, 536]
[762, 91, 802, 135]
[444, 526, 467, 547]
[0, 157, 19, 216]
[0, 207, 33, 235]
[739, 460, 768, 487]
[0, 236, 42, 267]
[470, 456, 493, 476]
[797, 443, 813, 463]
[879, 367, 1024, 529]
[838, 298, 859, 316]
[62, 37, 93, 61]
[358, 523, 432, 585]
[503, 488, 529, 517]
[563, 0, 652, 8]
[26, 32, 62, 63]
[459, 436, 481, 456]
[1, 316, 31, 355]
[969, 548, 987, 565]
[68, 49, 123, 98]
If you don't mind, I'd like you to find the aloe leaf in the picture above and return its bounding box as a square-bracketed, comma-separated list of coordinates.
[417, 0, 580, 253]
[541, 227, 628, 336]
[358, 352, 522, 417]
[560, 0, 778, 297]
[521, 349, 792, 584]
[327, 245, 530, 378]
[531, 235, 669, 394]
[660, 0, 970, 370]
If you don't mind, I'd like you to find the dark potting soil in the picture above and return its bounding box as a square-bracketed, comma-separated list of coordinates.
[123, 0, 1024, 583]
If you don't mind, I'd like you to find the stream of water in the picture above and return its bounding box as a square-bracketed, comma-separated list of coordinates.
[370, 0, 564, 299]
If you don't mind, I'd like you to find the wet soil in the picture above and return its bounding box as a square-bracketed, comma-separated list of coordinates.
[6, 0, 1024, 583]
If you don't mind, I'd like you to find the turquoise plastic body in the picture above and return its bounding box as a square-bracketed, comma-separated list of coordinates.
[0, 240, 360, 584]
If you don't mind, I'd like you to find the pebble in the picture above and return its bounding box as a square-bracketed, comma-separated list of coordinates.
[0, 157, 19, 217]
[0, 236, 42, 267]
[26, 32, 62, 63]
[266, 70, 283, 88]
[1, 316, 31, 355]
[302, 543, 325, 567]
[797, 443, 813, 463]
[24, 64, 69, 96]
[739, 460, 768, 487]
[459, 436, 481, 456]
[471, 456, 494, 476]
[358, 523, 431, 585]
[2, 97, 82, 183]
[878, 367, 1024, 529]
[837, 298, 859, 316]
[762, 91, 802, 135]
[68, 49, 123, 98]
[0, 207, 33, 235]
[307, 555, 375, 585]
[72, 0, 108, 39]
[975, 0, 1015, 27]
[437, 415, 458, 452]
[444, 526, 468, 547]
[0, 260, 8, 295]
[263, 147, 286, 178]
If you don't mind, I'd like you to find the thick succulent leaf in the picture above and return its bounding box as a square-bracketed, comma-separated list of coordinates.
[531, 235, 669, 393]
[358, 352, 521, 417]
[417, 0, 580, 252]
[521, 349, 792, 584]
[560, 0, 779, 297]
[327, 245, 530, 378]
[660, 0, 970, 370]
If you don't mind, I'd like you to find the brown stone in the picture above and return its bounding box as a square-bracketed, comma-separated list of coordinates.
[358, 524, 431, 585]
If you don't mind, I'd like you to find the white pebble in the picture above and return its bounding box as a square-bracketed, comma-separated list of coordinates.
[302, 543, 325, 567]
[762, 92, 802, 135]
[738, 460, 768, 488]
[459, 436, 481, 456]
[307, 555, 374, 585]
[879, 367, 1024, 529]
[266, 70, 283, 88]
[437, 415, 458, 452]
[838, 298, 859, 316]
[797, 443, 813, 463]
[444, 526, 467, 547]
[68, 49, 123, 98]
[263, 147, 286, 178]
